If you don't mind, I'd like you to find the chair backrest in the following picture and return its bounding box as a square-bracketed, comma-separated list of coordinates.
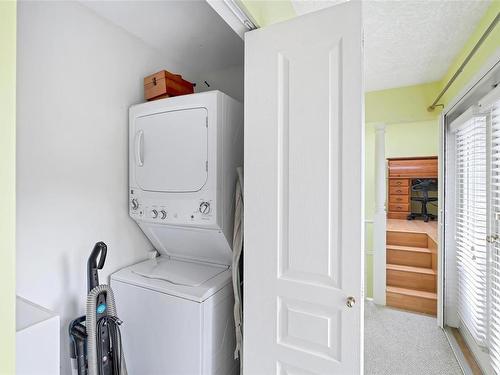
[412, 179, 437, 199]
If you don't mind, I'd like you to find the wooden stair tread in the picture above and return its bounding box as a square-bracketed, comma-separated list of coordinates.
[387, 264, 436, 275]
[386, 286, 437, 300]
[387, 229, 427, 235]
[386, 231, 428, 248]
[387, 244, 431, 253]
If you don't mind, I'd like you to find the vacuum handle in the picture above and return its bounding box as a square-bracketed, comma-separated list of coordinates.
[87, 242, 107, 292]
[75, 339, 87, 375]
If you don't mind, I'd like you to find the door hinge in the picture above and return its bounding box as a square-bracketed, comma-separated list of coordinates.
[206, 117, 208, 128]
[206, 161, 208, 171]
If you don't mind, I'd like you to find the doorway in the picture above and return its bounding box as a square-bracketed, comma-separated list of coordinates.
[365, 29, 500, 375]
[366, 122, 440, 314]
[364, 123, 454, 373]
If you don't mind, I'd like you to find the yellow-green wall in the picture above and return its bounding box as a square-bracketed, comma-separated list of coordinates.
[366, 82, 441, 124]
[0, 1, 16, 373]
[241, 0, 295, 27]
[441, 1, 500, 106]
[365, 120, 440, 221]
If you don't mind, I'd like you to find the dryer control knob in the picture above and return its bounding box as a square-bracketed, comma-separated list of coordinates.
[131, 198, 139, 210]
[199, 202, 211, 214]
[160, 210, 167, 220]
[151, 209, 158, 219]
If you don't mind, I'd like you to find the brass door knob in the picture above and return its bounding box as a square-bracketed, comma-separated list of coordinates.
[346, 296, 356, 308]
[487, 234, 499, 243]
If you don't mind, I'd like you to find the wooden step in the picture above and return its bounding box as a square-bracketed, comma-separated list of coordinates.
[386, 264, 436, 292]
[387, 245, 432, 268]
[386, 230, 428, 248]
[388, 212, 410, 220]
[387, 286, 437, 315]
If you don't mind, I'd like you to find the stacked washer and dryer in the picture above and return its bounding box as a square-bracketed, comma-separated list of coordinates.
[111, 91, 243, 374]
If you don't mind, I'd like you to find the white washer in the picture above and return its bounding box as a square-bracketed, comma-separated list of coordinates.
[111, 257, 235, 375]
[112, 91, 243, 375]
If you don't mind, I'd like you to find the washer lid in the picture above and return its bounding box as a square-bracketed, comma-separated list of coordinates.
[131, 257, 227, 287]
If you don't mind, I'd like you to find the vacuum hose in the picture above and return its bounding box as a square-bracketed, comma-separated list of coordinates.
[86, 285, 127, 375]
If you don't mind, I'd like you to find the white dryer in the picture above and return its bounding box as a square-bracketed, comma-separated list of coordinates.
[111, 91, 243, 375]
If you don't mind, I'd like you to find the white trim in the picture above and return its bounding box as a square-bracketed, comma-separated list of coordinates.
[442, 49, 500, 330]
[438, 113, 445, 328]
[442, 52, 500, 330]
[442, 47, 500, 115]
[449, 106, 479, 132]
[443, 119, 460, 328]
[441, 46, 500, 372]
[479, 84, 500, 109]
[373, 123, 386, 306]
[444, 327, 474, 375]
[459, 322, 494, 374]
[206, 0, 259, 39]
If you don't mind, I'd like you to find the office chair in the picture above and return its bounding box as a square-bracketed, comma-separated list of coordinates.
[407, 179, 438, 222]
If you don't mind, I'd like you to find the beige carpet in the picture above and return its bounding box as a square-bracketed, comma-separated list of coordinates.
[365, 301, 462, 375]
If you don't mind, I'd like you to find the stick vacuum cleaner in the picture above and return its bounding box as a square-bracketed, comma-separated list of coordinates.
[69, 242, 127, 375]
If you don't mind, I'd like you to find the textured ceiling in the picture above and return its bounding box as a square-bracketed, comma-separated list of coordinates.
[82, 0, 243, 75]
[83, 0, 490, 92]
[292, 0, 492, 92]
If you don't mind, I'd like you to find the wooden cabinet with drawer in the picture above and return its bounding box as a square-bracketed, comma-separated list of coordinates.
[389, 195, 409, 204]
[389, 186, 409, 195]
[389, 179, 409, 187]
[387, 177, 411, 219]
[389, 203, 410, 212]
[387, 156, 438, 219]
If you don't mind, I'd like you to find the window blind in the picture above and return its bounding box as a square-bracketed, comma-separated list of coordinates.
[488, 98, 500, 373]
[455, 112, 488, 346]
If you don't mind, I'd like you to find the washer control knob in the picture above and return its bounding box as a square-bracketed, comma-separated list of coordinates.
[199, 202, 211, 214]
[160, 210, 167, 220]
[131, 198, 139, 210]
[151, 209, 158, 219]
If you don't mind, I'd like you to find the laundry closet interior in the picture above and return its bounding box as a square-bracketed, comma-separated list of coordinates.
[16, 1, 244, 374]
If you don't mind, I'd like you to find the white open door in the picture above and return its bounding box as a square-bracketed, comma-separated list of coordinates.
[244, 2, 364, 374]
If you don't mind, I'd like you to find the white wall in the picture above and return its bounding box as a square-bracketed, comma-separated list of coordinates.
[196, 65, 244, 102]
[16, 2, 200, 373]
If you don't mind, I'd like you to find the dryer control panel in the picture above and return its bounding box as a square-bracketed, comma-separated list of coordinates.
[129, 191, 218, 229]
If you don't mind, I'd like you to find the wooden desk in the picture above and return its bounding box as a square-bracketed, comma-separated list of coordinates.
[387, 156, 438, 219]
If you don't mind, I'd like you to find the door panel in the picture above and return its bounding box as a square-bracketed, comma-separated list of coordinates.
[244, 2, 363, 374]
[134, 107, 208, 192]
